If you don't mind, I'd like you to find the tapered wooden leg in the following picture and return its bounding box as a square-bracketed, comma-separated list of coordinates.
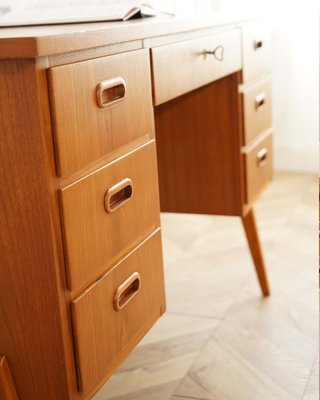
[241, 208, 270, 296]
[0, 356, 19, 400]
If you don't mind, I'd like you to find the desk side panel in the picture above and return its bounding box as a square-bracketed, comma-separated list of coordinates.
[0, 59, 75, 400]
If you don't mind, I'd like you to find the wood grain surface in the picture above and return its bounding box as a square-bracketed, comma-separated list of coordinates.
[0, 357, 19, 400]
[243, 129, 273, 205]
[242, 208, 270, 296]
[0, 15, 275, 400]
[0, 15, 262, 58]
[0, 58, 72, 400]
[48, 48, 154, 176]
[155, 72, 245, 217]
[72, 229, 166, 395]
[60, 141, 161, 293]
[152, 28, 242, 105]
[242, 77, 272, 144]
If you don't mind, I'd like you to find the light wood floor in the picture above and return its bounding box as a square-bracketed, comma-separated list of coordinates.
[94, 172, 319, 400]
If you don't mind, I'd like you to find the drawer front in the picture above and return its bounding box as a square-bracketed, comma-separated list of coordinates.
[242, 78, 272, 144]
[244, 131, 273, 204]
[60, 141, 160, 291]
[242, 22, 271, 83]
[48, 49, 155, 176]
[71, 230, 166, 394]
[152, 29, 241, 105]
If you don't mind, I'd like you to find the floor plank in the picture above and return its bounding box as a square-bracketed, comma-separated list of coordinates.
[302, 355, 319, 400]
[94, 172, 318, 400]
[94, 314, 219, 400]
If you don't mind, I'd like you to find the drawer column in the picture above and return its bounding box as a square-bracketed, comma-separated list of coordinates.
[240, 20, 273, 296]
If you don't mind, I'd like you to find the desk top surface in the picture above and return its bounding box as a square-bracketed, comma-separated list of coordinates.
[0, 13, 261, 59]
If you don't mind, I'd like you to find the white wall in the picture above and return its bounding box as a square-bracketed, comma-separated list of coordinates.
[1, 0, 318, 173]
[220, 0, 319, 173]
[271, 9, 319, 173]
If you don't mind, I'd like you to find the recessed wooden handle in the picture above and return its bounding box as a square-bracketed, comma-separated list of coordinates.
[104, 178, 133, 214]
[256, 148, 268, 166]
[254, 40, 263, 50]
[255, 92, 266, 109]
[96, 77, 126, 108]
[114, 272, 141, 311]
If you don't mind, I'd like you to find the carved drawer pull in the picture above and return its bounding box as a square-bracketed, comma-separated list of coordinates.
[96, 77, 126, 108]
[114, 272, 141, 311]
[254, 40, 263, 50]
[104, 178, 133, 214]
[256, 147, 268, 166]
[255, 92, 266, 109]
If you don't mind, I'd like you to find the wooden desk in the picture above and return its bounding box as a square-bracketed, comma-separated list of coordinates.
[0, 15, 273, 400]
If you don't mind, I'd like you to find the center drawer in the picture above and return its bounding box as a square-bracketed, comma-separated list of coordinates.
[152, 28, 241, 105]
[60, 140, 161, 291]
[71, 230, 166, 394]
[48, 49, 155, 176]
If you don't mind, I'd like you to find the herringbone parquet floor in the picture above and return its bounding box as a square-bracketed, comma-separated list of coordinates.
[94, 172, 318, 400]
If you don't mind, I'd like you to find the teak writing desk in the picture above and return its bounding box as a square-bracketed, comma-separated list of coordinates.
[0, 14, 272, 400]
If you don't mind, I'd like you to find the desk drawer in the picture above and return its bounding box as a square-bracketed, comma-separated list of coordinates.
[244, 130, 273, 204]
[71, 230, 165, 394]
[152, 29, 241, 105]
[48, 49, 154, 176]
[242, 22, 271, 83]
[60, 141, 160, 291]
[242, 78, 272, 144]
